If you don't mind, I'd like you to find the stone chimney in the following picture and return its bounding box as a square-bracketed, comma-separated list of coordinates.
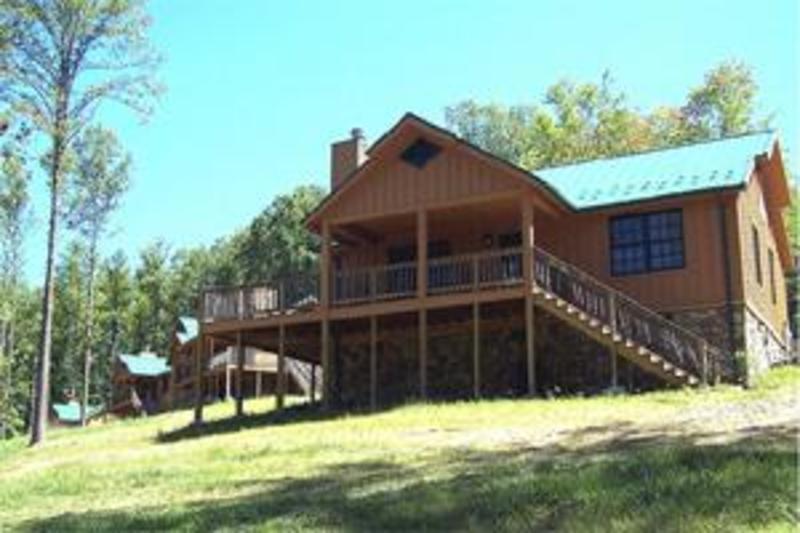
[330, 128, 367, 191]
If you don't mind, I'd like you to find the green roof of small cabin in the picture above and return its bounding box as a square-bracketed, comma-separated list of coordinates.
[176, 316, 198, 345]
[52, 401, 103, 423]
[532, 131, 776, 210]
[118, 352, 170, 377]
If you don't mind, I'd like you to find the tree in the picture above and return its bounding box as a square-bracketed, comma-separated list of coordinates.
[787, 187, 799, 341]
[95, 251, 133, 413]
[65, 125, 130, 425]
[0, 128, 30, 438]
[51, 241, 86, 406]
[445, 61, 766, 171]
[237, 185, 326, 283]
[130, 241, 172, 357]
[683, 60, 761, 139]
[0, 0, 160, 445]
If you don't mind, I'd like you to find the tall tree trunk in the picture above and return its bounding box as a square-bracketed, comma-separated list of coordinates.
[81, 240, 97, 426]
[30, 131, 64, 446]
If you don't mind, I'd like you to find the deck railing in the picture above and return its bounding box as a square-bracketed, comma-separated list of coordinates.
[428, 248, 523, 293]
[202, 247, 733, 383]
[533, 247, 734, 383]
[332, 248, 524, 303]
[203, 271, 319, 321]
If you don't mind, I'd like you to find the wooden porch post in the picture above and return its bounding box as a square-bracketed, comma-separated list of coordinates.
[370, 316, 378, 410]
[417, 210, 428, 399]
[473, 302, 481, 398]
[277, 324, 286, 410]
[321, 222, 331, 308]
[522, 198, 536, 396]
[255, 371, 262, 398]
[235, 330, 245, 416]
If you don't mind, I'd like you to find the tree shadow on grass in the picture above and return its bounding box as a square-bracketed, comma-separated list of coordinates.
[21, 425, 798, 532]
[155, 402, 372, 444]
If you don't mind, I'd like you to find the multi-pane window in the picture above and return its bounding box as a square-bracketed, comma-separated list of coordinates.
[752, 226, 762, 286]
[610, 210, 685, 276]
[768, 248, 776, 304]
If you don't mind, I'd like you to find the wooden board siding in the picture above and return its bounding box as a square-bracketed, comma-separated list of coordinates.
[536, 194, 738, 312]
[324, 141, 526, 223]
[336, 201, 526, 270]
[735, 170, 790, 338]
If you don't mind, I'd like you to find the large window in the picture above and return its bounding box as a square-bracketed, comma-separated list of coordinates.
[609, 210, 685, 276]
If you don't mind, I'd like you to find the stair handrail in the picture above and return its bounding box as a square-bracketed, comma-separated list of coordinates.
[533, 246, 732, 382]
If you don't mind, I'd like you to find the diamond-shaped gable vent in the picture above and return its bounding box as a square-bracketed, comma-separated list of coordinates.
[400, 138, 441, 169]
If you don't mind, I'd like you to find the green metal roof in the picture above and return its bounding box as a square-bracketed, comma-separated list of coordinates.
[176, 316, 198, 345]
[52, 401, 103, 423]
[119, 352, 170, 377]
[533, 131, 775, 210]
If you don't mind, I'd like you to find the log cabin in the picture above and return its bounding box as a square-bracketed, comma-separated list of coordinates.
[110, 352, 171, 416]
[196, 113, 794, 413]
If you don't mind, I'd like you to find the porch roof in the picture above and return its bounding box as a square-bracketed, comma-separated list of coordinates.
[533, 131, 776, 210]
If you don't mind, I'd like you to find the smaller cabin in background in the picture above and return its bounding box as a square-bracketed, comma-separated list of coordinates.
[111, 352, 171, 416]
[51, 400, 103, 427]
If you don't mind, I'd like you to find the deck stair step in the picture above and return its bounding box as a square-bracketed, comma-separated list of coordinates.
[530, 247, 723, 388]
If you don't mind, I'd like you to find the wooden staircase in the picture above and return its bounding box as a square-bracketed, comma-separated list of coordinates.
[532, 247, 733, 387]
[286, 358, 323, 398]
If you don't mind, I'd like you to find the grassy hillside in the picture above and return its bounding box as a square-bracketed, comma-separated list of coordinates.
[1, 368, 798, 532]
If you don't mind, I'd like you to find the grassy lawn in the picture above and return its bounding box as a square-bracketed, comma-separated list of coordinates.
[0, 367, 797, 532]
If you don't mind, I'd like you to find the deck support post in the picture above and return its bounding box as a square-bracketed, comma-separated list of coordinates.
[473, 302, 481, 398]
[610, 346, 618, 389]
[525, 297, 536, 396]
[321, 319, 331, 409]
[521, 198, 536, 396]
[225, 365, 231, 401]
[370, 316, 378, 410]
[255, 371, 262, 398]
[419, 309, 427, 399]
[416, 209, 428, 400]
[310, 364, 317, 403]
[277, 324, 286, 410]
[235, 330, 245, 416]
[192, 295, 206, 424]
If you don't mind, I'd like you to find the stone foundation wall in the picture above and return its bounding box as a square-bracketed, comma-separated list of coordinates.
[743, 307, 791, 382]
[668, 303, 791, 383]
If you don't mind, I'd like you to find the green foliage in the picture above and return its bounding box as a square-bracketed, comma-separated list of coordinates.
[445, 61, 767, 170]
[65, 126, 131, 241]
[237, 185, 325, 283]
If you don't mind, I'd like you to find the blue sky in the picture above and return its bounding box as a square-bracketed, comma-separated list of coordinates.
[22, 0, 799, 282]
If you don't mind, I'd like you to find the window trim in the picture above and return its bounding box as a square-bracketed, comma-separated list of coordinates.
[609, 209, 686, 277]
